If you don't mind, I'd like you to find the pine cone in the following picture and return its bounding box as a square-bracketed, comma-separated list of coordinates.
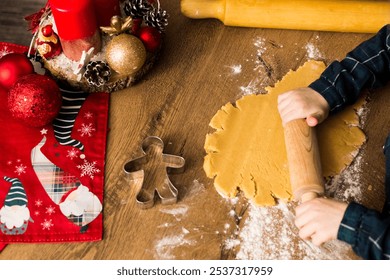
[83, 61, 111, 87]
[123, 0, 152, 19]
[143, 7, 169, 33]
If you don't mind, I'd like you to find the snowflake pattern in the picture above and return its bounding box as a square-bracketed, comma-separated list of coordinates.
[77, 159, 100, 179]
[66, 148, 80, 160]
[34, 210, 40, 216]
[77, 123, 96, 137]
[41, 219, 53, 230]
[35, 199, 43, 207]
[14, 164, 27, 175]
[84, 111, 94, 119]
[46, 205, 56, 215]
[0, 46, 10, 58]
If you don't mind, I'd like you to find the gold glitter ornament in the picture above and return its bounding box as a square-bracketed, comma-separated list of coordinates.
[105, 34, 146, 76]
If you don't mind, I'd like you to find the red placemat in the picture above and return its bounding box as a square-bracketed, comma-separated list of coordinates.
[0, 42, 109, 249]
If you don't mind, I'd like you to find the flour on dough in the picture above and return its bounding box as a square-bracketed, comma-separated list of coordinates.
[204, 60, 365, 206]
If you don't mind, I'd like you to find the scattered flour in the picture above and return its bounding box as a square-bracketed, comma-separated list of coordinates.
[154, 232, 195, 259]
[326, 101, 368, 203]
[305, 35, 324, 60]
[231, 36, 326, 96]
[239, 79, 263, 96]
[305, 42, 324, 60]
[222, 36, 271, 96]
[224, 238, 241, 250]
[327, 153, 364, 203]
[160, 205, 189, 221]
[185, 179, 206, 198]
[233, 202, 353, 260]
[226, 64, 242, 75]
[253, 37, 267, 57]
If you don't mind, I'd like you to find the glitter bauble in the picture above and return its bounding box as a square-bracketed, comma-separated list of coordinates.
[8, 74, 62, 127]
[105, 34, 146, 75]
[139, 26, 162, 53]
[0, 53, 34, 89]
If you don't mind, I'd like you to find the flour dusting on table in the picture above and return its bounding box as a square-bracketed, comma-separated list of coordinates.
[154, 231, 195, 259]
[223, 36, 272, 96]
[305, 43, 324, 60]
[231, 202, 354, 260]
[160, 205, 189, 221]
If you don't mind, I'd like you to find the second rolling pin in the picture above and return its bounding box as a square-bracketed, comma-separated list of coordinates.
[181, 0, 390, 33]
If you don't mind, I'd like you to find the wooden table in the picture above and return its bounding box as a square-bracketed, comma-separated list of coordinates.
[1, 0, 389, 260]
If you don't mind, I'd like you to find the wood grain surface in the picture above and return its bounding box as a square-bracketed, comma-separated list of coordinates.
[0, 0, 389, 260]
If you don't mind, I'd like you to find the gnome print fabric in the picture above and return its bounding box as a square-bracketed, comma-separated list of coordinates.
[0, 43, 109, 247]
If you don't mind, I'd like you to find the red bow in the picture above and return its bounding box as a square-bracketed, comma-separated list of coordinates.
[24, 1, 51, 34]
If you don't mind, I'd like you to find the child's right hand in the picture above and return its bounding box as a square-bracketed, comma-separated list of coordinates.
[295, 197, 348, 246]
[278, 87, 330, 127]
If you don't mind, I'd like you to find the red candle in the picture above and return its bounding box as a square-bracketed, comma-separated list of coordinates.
[94, 0, 121, 27]
[49, 0, 101, 61]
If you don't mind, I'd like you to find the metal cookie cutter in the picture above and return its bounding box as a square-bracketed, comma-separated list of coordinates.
[123, 136, 185, 209]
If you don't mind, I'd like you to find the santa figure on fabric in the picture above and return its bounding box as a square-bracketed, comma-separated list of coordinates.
[59, 184, 102, 230]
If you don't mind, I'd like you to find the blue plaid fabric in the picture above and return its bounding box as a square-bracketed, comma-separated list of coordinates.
[310, 25, 390, 259]
[309, 25, 390, 113]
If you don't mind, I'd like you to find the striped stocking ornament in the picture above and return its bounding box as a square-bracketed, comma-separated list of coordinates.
[53, 88, 89, 153]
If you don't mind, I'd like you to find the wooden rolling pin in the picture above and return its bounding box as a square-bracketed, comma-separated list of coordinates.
[284, 119, 324, 202]
[181, 0, 390, 33]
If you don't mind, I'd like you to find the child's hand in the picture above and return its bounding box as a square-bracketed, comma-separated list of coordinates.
[295, 198, 348, 246]
[278, 87, 330, 127]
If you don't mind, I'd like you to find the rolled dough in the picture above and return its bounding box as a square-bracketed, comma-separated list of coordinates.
[204, 60, 366, 206]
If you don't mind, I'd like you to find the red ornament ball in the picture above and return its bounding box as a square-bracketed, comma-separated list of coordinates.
[138, 26, 162, 53]
[41, 25, 53, 37]
[0, 53, 34, 89]
[8, 74, 62, 127]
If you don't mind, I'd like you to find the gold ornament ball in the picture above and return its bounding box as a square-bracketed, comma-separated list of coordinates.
[105, 34, 147, 76]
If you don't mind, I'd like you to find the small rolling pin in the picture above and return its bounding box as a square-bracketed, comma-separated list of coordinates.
[181, 0, 390, 33]
[284, 119, 324, 202]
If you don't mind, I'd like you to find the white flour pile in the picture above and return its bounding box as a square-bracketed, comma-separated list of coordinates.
[305, 35, 324, 60]
[229, 201, 353, 260]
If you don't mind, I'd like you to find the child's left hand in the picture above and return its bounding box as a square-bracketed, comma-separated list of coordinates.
[295, 197, 348, 246]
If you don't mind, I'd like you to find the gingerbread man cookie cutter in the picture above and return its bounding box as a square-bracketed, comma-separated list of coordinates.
[123, 136, 185, 209]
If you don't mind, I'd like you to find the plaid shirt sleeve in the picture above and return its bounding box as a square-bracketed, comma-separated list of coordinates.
[309, 24, 390, 113]
[337, 136, 390, 259]
[338, 202, 390, 259]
